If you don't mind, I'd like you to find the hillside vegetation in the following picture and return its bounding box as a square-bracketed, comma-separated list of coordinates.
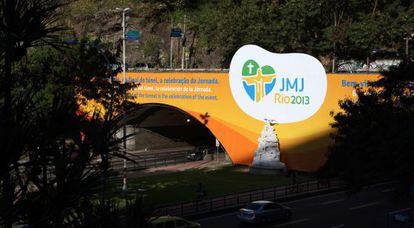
[63, 0, 414, 70]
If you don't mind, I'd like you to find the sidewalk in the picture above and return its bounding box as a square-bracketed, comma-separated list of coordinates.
[127, 158, 231, 178]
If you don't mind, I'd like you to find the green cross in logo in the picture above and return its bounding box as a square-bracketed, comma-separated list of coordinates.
[242, 60, 276, 102]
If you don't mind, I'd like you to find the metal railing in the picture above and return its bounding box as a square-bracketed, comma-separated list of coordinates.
[153, 179, 344, 218]
[109, 152, 191, 171]
[106, 151, 229, 181]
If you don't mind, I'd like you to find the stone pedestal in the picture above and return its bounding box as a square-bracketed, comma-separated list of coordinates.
[250, 121, 286, 175]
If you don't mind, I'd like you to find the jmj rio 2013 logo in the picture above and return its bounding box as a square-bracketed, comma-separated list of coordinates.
[241, 59, 310, 106]
[229, 45, 327, 123]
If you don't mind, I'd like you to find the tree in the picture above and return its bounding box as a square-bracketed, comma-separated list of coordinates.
[1, 39, 139, 226]
[320, 61, 414, 195]
[61, 0, 414, 68]
[143, 35, 161, 67]
[0, 1, 65, 227]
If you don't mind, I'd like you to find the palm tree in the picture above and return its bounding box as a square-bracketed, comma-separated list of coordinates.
[0, 1, 65, 227]
[0, 0, 65, 124]
[1, 37, 139, 226]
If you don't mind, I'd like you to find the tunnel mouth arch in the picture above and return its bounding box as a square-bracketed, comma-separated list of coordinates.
[116, 103, 227, 168]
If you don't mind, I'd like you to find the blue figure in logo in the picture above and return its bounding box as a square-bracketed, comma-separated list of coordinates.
[242, 60, 276, 102]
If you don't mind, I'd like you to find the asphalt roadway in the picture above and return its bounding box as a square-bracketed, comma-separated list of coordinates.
[197, 182, 414, 228]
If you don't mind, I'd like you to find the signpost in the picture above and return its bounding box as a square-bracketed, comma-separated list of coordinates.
[215, 138, 220, 162]
[126, 30, 141, 41]
[170, 28, 182, 37]
[170, 28, 183, 69]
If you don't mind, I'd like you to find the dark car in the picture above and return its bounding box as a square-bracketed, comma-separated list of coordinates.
[237, 200, 292, 224]
[186, 146, 211, 161]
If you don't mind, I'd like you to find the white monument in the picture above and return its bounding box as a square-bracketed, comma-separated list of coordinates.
[250, 120, 286, 175]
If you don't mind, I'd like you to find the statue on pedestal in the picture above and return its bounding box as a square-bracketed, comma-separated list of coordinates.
[250, 120, 286, 174]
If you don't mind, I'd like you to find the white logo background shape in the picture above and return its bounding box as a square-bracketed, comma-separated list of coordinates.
[229, 45, 327, 123]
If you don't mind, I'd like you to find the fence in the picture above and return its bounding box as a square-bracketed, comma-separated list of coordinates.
[153, 179, 344, 218]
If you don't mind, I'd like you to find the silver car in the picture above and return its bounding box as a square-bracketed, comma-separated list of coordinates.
[237, 200, 292, 224]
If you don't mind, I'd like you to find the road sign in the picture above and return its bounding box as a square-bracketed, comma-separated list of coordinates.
[185, 50, 190, 61]
[126, 30, 140, 41]
[170, 28, 182, 37]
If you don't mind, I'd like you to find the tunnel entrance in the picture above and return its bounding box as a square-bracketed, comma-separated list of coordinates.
[116, 104, 227, 170]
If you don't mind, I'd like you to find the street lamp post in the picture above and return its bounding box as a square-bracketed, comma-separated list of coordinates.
[116, 7, 131, 192]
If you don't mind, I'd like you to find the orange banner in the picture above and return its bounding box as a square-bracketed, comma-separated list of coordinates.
[125, 72, 379, 172]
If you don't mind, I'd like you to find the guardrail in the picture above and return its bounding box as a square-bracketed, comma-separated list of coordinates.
[153, 179, 344, 218]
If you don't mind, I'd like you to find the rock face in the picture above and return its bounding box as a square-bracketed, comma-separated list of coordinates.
[250, 121, 286, 174]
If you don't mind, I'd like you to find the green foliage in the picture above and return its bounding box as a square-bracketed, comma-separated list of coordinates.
[68, 0, 135, 15]
[143, 35, 161, 67]
[1, 30, 141, 225]
[320, 61, 414, 194]
[59, 0, 414, 68]
[0, 40, 132, 226]
[0, 2, 68, 227]
[139, 0, 414, 67]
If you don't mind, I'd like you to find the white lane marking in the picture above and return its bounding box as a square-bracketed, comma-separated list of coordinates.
[330, 224, 345, 228]
[349, 202, 379, 210]
[322, 198, 345, 205]
[285, 191, 346, 205]
[388, 208, 412, 215]
[272, 218, 310, 227]
[381, 188, 395, 193]
[196, 212, 237, 222]
[370, 181, 395, 188]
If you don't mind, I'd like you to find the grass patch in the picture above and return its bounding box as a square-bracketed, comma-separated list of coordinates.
[107, 165, 302, 207]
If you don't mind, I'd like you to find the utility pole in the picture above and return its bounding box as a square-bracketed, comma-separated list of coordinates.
[405, 37, 409, 58]
[332, 14, 337, 73]
[170, 16, 173, 69]
[332, 42, 336, 73]
[181, 15, 186, 70]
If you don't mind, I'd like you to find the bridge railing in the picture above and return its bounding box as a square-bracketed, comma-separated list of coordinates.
[105, 149, 228, 177]
[108, 149, 192, 170]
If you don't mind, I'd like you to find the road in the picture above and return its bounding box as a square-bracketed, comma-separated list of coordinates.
[198, 182, 414, 228]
